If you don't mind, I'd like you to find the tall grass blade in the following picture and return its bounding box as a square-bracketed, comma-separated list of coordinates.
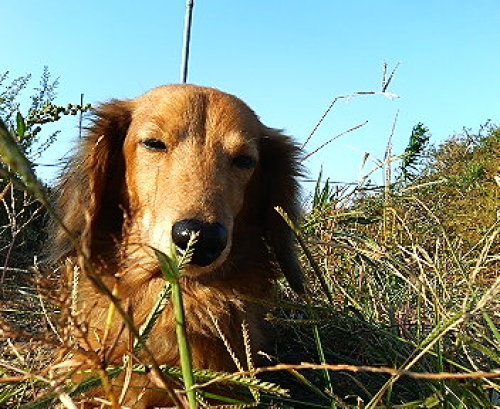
[155, 244, 198, 409]
[0, 117, 47, 203]
[134, 283, 172, 354]
[482, 311, 500, 345]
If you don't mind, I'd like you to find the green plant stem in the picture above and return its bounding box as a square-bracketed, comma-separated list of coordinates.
[1, 117, 182, 407]
[172, 278, 197, 409]
[155, 248, 198, 409]
[275, 206, 335, 305]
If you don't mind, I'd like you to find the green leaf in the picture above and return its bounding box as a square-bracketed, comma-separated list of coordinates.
[340, 216, 379, 225]
[482, 311, 500, 345]
[16, 112, 26, 139]
[154, 248, 179, 283]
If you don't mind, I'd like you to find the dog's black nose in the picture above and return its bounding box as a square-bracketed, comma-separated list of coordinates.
[171, 219, 228, 267]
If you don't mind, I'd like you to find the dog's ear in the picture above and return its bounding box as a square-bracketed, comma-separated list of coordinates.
[259, 128, 305, 293]
[51, 100, 132, 260]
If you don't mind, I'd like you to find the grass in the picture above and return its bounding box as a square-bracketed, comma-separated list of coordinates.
[1, 95, 499, 408]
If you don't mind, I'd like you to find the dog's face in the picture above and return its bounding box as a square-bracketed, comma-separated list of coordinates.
[123, 86, 262, 274]
[55, 85, 304, 292]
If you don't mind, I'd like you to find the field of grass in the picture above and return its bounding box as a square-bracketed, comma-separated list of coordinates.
[0, 75, 498, 408]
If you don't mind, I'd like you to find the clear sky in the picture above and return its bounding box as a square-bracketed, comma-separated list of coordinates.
[3, 1, 500, 192]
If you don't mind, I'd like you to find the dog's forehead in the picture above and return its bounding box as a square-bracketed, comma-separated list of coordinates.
[131, 85, 262, 144]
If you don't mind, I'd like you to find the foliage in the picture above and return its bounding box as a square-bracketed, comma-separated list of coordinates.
[312, 168, 335, 211]
[0, 76, 498, 408]
[272, 124, 499, 407]
[0, 68, 90, 160]
[408, 123, 498, 247]
[398, 122, 430, 183]
[0, 69, 91, 271]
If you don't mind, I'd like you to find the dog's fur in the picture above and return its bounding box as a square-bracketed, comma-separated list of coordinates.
[52, 84, 303, 408]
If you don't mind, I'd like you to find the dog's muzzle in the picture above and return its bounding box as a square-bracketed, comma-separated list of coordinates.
[171, 219, 228, 267]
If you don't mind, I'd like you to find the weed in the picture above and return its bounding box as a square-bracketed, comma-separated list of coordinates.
[0, 79, 498, 407]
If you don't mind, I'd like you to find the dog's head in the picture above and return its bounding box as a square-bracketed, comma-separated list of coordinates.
[53, 85, 304, 293]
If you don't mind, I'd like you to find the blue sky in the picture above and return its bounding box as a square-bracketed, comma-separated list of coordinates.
[3, 1, 500, 192]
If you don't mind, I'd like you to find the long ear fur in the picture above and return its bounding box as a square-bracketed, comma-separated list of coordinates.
[260, 128, 305, 293]
[50, 100, 132, 261]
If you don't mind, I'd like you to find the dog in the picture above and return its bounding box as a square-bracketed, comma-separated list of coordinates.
[51, 84, 303, 407]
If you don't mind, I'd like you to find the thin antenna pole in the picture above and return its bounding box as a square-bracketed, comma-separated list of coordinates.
[78, 93, 84, 139]
[180, 0, 194, 83]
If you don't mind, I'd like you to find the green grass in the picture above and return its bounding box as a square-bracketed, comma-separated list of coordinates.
[1, 109, 499, 408]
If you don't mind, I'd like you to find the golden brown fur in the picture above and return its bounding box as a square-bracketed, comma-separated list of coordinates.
[51, 85, 303, 408]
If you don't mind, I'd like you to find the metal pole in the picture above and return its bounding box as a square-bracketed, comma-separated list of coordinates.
[180, 0, 194, 83]
[78, 93, 84, 139]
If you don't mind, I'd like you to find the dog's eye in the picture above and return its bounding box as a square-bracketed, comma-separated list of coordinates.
[233, 155, 256, 169]
[141, 138, 168, 152]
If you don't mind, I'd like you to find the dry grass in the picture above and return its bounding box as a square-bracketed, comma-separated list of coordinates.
[1, 90, 499, 408]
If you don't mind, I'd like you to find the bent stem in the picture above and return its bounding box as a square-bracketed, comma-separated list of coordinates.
[1, 118, 182, 407]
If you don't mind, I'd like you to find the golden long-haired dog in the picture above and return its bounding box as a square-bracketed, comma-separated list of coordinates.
[51, 84, 303, 408]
